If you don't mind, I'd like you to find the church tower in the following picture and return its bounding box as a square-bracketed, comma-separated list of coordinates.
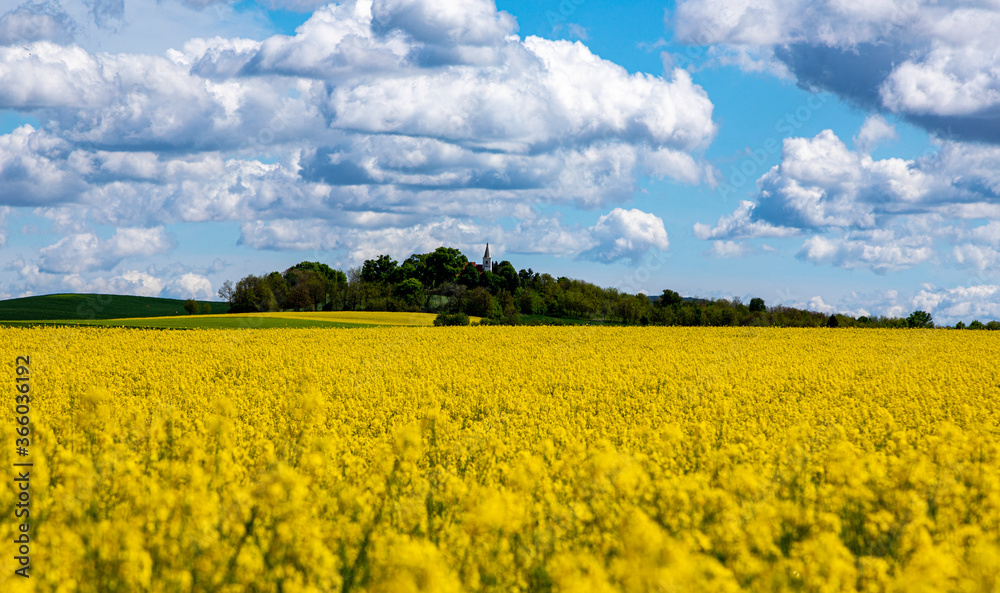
[483, 243, 492, 273]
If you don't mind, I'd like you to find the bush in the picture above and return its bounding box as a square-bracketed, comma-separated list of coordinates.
[433, 312, 470, 326]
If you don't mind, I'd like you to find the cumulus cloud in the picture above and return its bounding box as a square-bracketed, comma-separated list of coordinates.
[0, 3, 75, 45]
[580, 208, 670, 263]
[0, 0, 727, 299]
[693, 122, 1000, 272]
[0, 0, 716, 222]
[166, 272, 214, 299]
[675, 0, 1000, 143]
[693, 200, 798, 240]
[709, 240, 746, 258]
[37, 226, 171, 273]
[751, 130, 932, 230]
[770, 284, 1000, 325]
[853, 115, 897, 154]
[237, 206, 671, 266]
[0, 125, 87, 205]
[796, 230, 935, 274]
[912, 284, 1000, 324]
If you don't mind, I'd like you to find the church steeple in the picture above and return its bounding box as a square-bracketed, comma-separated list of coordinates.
[483, 243, 492, 273]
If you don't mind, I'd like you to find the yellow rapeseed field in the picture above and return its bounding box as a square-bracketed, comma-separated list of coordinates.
[2, 326, 998, 592]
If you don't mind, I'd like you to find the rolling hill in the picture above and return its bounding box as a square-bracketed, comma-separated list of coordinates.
[0, 293, 229, 321]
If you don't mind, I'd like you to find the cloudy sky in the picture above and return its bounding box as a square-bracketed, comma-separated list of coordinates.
[2, 0, 1000, 323]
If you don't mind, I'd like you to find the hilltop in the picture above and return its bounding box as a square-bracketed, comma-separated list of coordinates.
[0, 293, 228, 322]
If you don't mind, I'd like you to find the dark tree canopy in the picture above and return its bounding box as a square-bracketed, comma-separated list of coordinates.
[287, 261, 347, 285]
[361, 255, 399, 285]
[657, 289, 683, 307]
[217, 244, 999, 328]
[907, 310, 934, 329]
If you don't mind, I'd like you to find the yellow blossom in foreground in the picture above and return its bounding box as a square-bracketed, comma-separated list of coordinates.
[0, 326, 998, 592]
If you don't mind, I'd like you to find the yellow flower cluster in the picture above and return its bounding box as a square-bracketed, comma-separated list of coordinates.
[1, 326, 998, 592]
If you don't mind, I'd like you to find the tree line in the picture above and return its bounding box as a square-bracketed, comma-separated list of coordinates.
[211, 246, 999, 329]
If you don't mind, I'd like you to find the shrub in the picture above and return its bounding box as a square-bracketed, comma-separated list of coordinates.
[434, 312, 470, 326]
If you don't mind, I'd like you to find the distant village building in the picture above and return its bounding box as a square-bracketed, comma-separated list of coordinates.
[479, 243, 492, 273]
[461, 244, 497, 276]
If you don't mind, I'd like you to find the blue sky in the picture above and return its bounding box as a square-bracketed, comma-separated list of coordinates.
[2, 0, 1000, 324]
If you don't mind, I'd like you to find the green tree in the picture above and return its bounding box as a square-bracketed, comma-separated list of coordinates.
[498, 290, 519, 323]
[480, 271, 503, 294]
[827, 313, 839, 328]
[264, 271, 290, 308]
[494, 260, 520, 293]
[395, 278, 425, 308]
[457, 263, 481, 287]
[287, 261, 346, 285]
[360, 254, 399, 284]
[200, 302, 212, 314]
[425, 247, 467, 287]
[907, 310, 934, 328]
[969, 320, 986, 329]
[183, 299, 198, 315]
[231, 275, 279, 312]
[468, 286, 498, 318]
[657, 289, 683, 307]
[955, 320, 966, 329]
[517, 288, 545, 315]
[749, 297, 766, 313]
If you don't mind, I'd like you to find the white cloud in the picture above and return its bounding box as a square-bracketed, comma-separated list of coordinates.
[0, 4, 75, 45]
[581, 208, 670, 263]
[709, 240, 746, 258]
[0, 125, 87, 205]
[853, 115, 898, 154]
[693, 200, 798, 239]
[100, 271, 166, 298]
[751, 129, 931, 230]
[37, 226, 171, 273]
[953, 244, 1000, 272]
[675, 0, 1000, 143]
[0, 205, 10, 247]
[504, 217, 595, 256]
[38, 233, 103, 273]
[796, 230, 934, 274]
[774, 285, 1000, 325]
[807, 295, 836, 315]
[167, 272, 214, 299]
[0, 0, 717, 248]
[693, 125, 1000, 272]
[640, 148, 704, 184]
[911, 284, 1000, 324]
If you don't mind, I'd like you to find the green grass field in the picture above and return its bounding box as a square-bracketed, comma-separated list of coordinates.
[0, 317, 372, 329]
[0, 293, 228, 321]
[0, 295, 456, 328]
